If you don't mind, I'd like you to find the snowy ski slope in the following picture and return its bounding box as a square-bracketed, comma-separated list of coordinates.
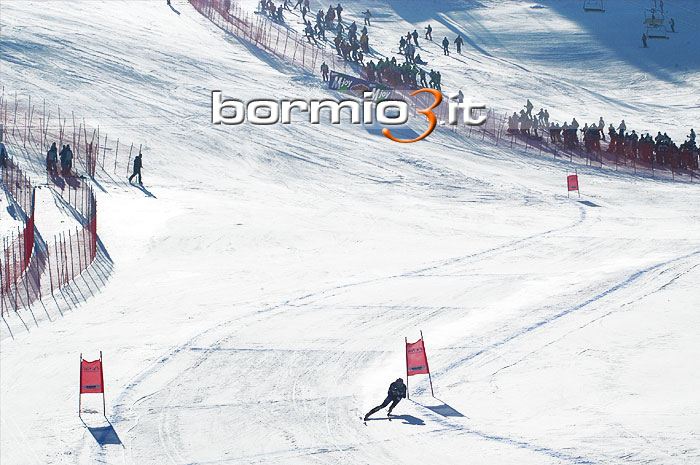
[1, 1, 699, 464]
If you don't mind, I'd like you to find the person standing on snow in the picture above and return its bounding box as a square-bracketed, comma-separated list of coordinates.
[364, 378, 407, 420]
[536, 108, 546, 126]
[419, 68, 428, 87]
[0, 140, 8, 168]
[454, 34, 464, 54]
[442, 36, 450, 55]
[618, 120, 626, 136]
[335, 3, 343, 23]
[362, 9, 371, 26]
[46, 142, 58, 174]
[425, 24, 432, 41]
[129, 153, 143, 184]
[60, 144, 73, 176]
[524, 99, 533, 118]
[320, 61, 329, 81]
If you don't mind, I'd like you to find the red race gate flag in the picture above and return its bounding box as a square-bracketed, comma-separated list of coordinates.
[406, 339, 429, 375]
[567, 171, 580, 198]
[567, 174, 579, 191]
[405, 330, 435, 398]
[79, 352, 106, 416]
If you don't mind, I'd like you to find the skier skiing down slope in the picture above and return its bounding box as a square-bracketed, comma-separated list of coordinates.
[364, 378, 407, 420]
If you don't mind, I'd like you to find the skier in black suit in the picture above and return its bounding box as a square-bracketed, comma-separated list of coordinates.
[364, 378, 407, 420]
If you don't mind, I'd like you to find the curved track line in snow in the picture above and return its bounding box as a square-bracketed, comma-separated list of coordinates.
[490, 260, 700, 378]
[436, 249, 700, 378]
[110, 200, 586, 423]
[411, 400, 596, 465]
[100, 202, 588, 464]
[110, 198, 584, 445]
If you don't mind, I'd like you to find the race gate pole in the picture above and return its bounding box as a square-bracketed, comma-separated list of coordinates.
[576, 169, 580, 198]
[567, 170, 570, 198]
[101, 351, 106, 416]
[421, 330, 435, 397]
[405, 337, 409, 400]
[78, 353, 82, 416]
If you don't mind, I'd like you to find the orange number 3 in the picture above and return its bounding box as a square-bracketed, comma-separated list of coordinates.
[382, 88, 442, 144]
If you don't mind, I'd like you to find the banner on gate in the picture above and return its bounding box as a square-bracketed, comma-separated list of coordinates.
[328, 71, 393, 102]
[406, 338, 430, 375]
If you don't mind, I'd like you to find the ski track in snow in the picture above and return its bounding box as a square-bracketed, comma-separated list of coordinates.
[437, 249, 700, 377]
[103, 200, 593, 464]
[3, 1, 700, 464]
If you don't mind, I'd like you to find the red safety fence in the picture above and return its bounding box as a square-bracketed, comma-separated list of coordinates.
[48, 182, 98, 292]
[0, 89, 142, 181]
[1, 160, 36, 316]
[1, 157, 98, 317]
[188, 0, 698, 182]
[487, 114, 698, 181]
[1, 157, 34, 214]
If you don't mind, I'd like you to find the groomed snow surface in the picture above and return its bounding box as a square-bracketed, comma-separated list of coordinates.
[1, 1, 699, 464]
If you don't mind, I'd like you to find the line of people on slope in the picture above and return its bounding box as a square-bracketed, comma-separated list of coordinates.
[605, 127, 697, 169]
[259, 0, 288, 22]
[44, 141, 145, 182]
[362, 58, 442, 90]
[420, 25, 465, 56]
[303, 3, 351, 44]
[506, 100, 699, 169]
[0, 139, 73, 174]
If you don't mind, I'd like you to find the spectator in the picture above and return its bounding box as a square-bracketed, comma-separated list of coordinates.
[46, 142, 58, 174]
[335, 3, 342, 23]
[60, 144, 73, 176]
[454, 35, 464, 54]
[129, 153, 143, 184]
[0, 140, 7, 168]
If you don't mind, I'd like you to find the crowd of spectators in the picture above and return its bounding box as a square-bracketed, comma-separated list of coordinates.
[506, 100, 699, 170]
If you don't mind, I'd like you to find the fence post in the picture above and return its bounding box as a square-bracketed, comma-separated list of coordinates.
[114, 138, 119, 173]
[284, 29, 289, 56]
[126, 143, 133, 177]
[55, 235, 62, 287]
[76, 227, 83, 273]
[67, 231, 74, 282]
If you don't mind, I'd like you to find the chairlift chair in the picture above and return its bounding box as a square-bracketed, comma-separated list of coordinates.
[583, 0, 605, 13]
[646, 24, 669, 39]
[644, 8, 664, 25]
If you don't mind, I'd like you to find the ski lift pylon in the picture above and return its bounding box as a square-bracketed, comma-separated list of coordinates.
[583, 0, 605, 13]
